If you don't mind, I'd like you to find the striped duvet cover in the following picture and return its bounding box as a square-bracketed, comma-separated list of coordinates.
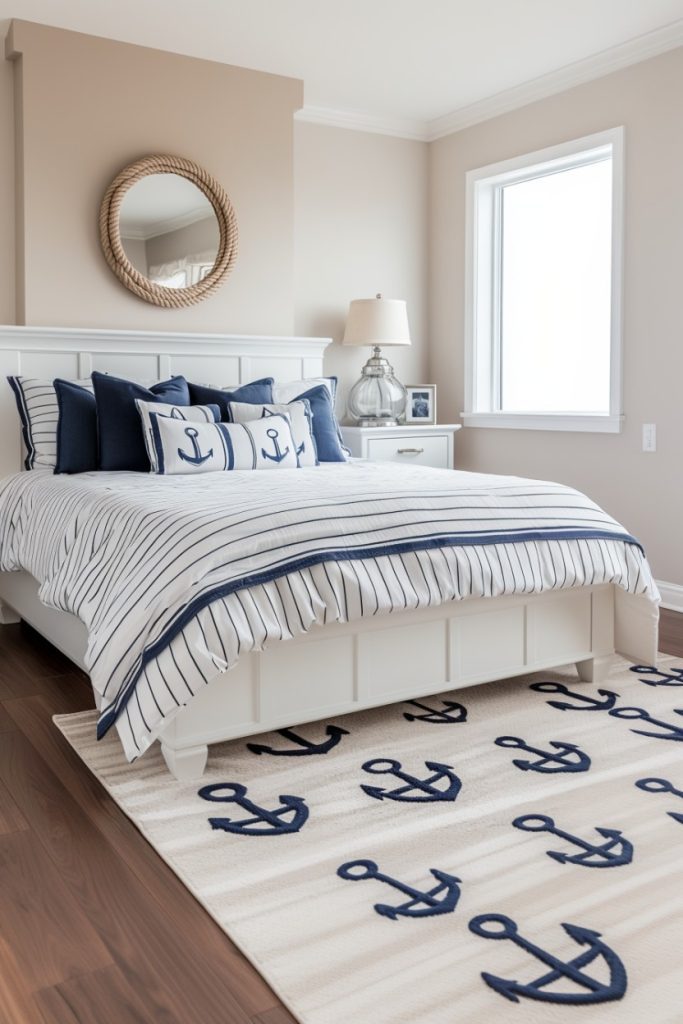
[0, 463, 658, 761]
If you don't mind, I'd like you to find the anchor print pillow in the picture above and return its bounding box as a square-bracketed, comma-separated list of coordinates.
[147, 411, 300, 475]
[227, 400, 318, 467]
[135, 400, 221, 472]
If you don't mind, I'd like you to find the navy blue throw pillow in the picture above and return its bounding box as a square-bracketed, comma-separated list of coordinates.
[54, 379, 98, 474]
[188, 378, 274, 420]
[290, 384, 347, 462]
[92, 372, 191, 472]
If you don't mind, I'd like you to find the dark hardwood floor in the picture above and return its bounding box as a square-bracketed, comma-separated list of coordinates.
[0, 622, 296, 1024]
[2, 611, 683, 1023]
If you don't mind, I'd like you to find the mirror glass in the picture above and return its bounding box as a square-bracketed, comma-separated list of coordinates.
[118, 173, 219, 289]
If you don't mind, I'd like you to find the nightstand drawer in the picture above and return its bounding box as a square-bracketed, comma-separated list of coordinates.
[365, 433, 450, 468]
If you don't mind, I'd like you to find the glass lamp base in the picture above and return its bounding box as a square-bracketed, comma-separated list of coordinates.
[356, 416, 401, 428]
[347, 347, 407, 426]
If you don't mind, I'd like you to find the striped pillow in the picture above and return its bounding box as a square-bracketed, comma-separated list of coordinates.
[8, 376, 94, 470]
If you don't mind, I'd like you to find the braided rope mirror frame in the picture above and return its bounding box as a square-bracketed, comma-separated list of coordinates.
[99, 154, 238, 308]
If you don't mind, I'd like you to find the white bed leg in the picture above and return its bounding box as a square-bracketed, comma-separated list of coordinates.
[0, 599, 20, 624]
[161, 742, 208, 782]
[575, 656, 612, 684]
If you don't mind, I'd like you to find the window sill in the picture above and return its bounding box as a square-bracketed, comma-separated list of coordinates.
[461, 412, 623, 434]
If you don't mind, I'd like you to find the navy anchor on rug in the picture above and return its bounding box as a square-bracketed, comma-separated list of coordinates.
[469, 913, 627, 1005]
[247, 725, 349, 756]
[512, 814, 633, 867]
[495, 735, 591, 773]
[530, 682, 619, 711]
[608, 705, 683, 741]
[630, 664, 683, 687]
[198, 782, 309, 836]
[361, 758, 462, 803]
[635, 777, 683, 825]
[337, 859, 461, 920]
[402, 699, 467, 724]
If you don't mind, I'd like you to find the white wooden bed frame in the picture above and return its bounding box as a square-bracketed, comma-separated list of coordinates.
[0, 326, 659, 780]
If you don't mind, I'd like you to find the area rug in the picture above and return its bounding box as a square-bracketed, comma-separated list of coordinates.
[54, 656, 683, 1024]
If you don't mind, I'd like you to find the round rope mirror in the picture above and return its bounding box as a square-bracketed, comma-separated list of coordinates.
[99, 154, 238, 308]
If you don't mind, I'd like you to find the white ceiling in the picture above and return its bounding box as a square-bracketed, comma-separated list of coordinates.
[118, 174, 213, 240]
[2, 0, 683, 138]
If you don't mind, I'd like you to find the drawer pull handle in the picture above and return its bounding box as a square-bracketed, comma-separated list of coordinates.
[397, 447, 425, 455]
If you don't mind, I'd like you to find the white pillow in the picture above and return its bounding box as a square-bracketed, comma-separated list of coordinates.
[272, 377, 349, 457]
[135, 400, 220, 470]
[147, 412, 300, 475]
[8, 376, 93, 470]
[272, 377, 336, 405]
[228, 400, 318, 467]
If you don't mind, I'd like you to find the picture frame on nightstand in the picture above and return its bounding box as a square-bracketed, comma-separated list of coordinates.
[404, 385, 437, 424]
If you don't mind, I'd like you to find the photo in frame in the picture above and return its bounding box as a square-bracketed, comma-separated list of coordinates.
[404, 385, 437, 424]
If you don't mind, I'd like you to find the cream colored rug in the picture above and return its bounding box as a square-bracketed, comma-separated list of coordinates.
[55, 656, 683, 1024]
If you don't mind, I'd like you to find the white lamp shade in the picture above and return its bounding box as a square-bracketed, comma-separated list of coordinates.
[342, 297, 411, 347]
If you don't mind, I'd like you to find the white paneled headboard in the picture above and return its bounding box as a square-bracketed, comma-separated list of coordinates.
[0, 325, 331, 477]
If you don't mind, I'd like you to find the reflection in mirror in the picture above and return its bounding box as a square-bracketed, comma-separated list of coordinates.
[119, 173, 219, 289]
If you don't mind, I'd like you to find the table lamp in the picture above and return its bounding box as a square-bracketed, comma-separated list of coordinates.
[342, 294, 411, 426]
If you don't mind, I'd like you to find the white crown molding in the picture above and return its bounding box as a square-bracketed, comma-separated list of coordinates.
[294, 105, 428, 142]
[296, 19, 683, 143]
[656, 579, 683, 613]
[427, 18, 683, 140]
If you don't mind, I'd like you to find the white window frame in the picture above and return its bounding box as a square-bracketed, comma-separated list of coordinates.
[463, 127, 624, 433]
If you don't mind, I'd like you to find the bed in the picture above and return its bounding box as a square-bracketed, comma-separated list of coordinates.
[0, 327, 660, 779]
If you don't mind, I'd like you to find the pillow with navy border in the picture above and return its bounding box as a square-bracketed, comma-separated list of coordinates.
[273, 382, 347, 462]
[188, 378, 274, 420]
[54, 379, 98, 474]
[227, 399, 318, 467]
[148, 411, 299, 474]
[8, 375, 94, 470]
[272, 377, 349, 459]
[92, 371, 191, 472]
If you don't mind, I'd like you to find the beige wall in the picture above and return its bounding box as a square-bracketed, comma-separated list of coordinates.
[294, 121, 428, 412]
[429, 47, 683, 584]
[0, 55, 13, 323]
[6, 20, 302, 333]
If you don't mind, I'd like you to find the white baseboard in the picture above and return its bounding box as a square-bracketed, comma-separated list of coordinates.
[656, 579, 683, 613]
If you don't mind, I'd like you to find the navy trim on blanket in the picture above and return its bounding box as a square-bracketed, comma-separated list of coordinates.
[96, 526, 643, 739]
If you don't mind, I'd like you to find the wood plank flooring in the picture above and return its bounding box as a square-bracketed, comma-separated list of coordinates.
[1, 611, 682, 1023]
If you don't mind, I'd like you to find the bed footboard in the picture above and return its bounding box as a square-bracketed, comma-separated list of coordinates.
[158, 583, 635, 780]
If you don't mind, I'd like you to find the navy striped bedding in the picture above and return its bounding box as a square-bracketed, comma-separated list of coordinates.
[0, 463, 657, 761]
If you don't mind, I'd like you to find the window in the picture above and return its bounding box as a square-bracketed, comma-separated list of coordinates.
[464, 128, 623, 432]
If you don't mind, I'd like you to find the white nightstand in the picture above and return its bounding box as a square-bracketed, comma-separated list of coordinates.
[341, 424, 461, 470]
